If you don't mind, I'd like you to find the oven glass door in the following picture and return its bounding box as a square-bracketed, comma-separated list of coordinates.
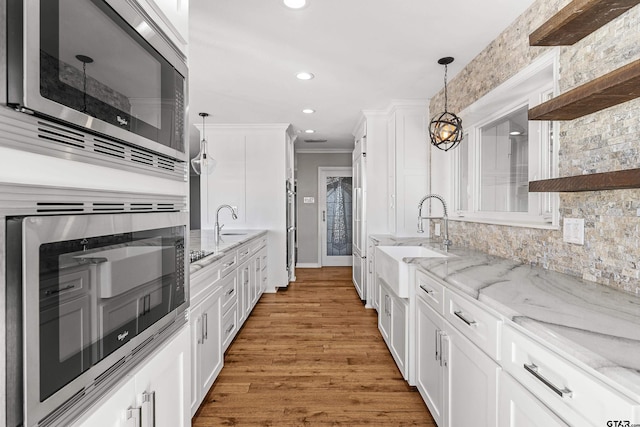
[32, 0, 185, 155]
[34, 222, 185, 402]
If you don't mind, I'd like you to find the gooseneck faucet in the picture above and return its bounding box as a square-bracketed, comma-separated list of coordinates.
[214, 204, 238, 244]
[417, 194, 451, 251]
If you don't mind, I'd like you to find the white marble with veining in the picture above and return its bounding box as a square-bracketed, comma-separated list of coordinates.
[189, 229, 267, 274]
[370, 234, 640, 400]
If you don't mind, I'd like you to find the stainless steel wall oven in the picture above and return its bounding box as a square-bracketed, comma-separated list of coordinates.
[6, 210, 189, 427]
[6, 0, 187, 161]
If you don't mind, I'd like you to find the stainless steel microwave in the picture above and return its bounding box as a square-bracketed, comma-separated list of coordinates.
[6, 211, 189, 427]
[6, 0, 187, 160]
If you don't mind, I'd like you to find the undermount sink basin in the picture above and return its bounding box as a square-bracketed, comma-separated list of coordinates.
[375, 246, 447, 298]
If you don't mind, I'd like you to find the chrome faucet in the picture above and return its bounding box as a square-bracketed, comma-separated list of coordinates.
[417, 194, 451, 251]
[214, 204, 238, 244]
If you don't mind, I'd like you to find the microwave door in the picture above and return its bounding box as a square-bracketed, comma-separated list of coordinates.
[13, 0, 187, 160]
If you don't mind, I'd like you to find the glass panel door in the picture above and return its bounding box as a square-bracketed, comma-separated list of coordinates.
[319, 168, 353, 266]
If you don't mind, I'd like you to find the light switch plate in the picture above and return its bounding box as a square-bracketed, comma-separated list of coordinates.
[303, 197, 315, 204]
[563, 218, 584, 245]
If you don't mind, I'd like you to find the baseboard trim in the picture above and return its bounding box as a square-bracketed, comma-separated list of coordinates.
[296, 263, 321, 268]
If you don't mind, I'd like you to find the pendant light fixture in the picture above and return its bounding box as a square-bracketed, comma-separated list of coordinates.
[429, 57, 463, 152]
[191, 112, 216, 175]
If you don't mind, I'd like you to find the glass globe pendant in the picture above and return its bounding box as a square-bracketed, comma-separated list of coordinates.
[191, 112, 216, 175]
[429, 57, 463, 151]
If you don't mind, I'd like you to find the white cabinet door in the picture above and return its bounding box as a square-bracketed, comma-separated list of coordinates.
[134, 326, 190, 427]
[378, 283, 391, 344]
[498, 371, 568, 427]
[237, 260, 251, 323]
[198, 291, 222, 405]
[416, 296, 446, 427]
[189, 304, 203, 416]
[74, 377, 137, 427]
[390, 295, 408, 379]
[445, 322, 499, 427]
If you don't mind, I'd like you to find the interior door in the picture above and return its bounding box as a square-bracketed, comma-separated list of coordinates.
[318, 167, 353, 267]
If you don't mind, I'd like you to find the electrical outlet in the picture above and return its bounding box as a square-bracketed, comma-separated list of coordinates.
[563, 218, 584, 245]
[434, 223, 441, 236]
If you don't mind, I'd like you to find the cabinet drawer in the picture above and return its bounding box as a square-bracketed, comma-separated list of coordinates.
[222, 302, 238, 351]
[250, 236, 267, 253]
[502, 325, 640, 426]
[416, 270, 445, 315]
[237, 244, 251, 264]
[220, 251, 238, 278]
[220, 273, 238, 314]
[444, 291, 501, 360]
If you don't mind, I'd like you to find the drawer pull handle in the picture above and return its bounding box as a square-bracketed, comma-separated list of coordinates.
[241, 250, 249, 256]
[524, 363, 573, 398]
[45, 284, 76, 295]
[453, 310, 477, 326]
[225, 324, 235, 334]
[224, 261, 235, 268]
[227, 288, 235, 296]
[419, 284, 434, 295]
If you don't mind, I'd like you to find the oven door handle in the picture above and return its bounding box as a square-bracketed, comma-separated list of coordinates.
[75, 256, 108, 264]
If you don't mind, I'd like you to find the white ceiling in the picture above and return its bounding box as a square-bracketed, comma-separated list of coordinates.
[188, 0, 535, 156]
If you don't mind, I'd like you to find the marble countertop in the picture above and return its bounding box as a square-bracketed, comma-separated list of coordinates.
[189, 229, 267, 274]
[370, 234, 640, 399]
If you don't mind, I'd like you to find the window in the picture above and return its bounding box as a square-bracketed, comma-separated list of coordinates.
[451, 50, 559, 228]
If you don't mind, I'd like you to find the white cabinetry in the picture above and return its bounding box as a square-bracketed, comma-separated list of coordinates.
[198, 125, 294, 291]
[386, 103, 429, 236]
[190, 287, 223, 416]
[137, 0, 189, 54]
[379, 280, 409, 380]
[73, 326, 190, 427]
[414, 269, 499, 427]
[498, 371, 568, 427]
[501, 324, 640, 426]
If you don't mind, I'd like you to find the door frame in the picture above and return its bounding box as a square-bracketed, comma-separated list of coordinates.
[317, 167, 353, 266]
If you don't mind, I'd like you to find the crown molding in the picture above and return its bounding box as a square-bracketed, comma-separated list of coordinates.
[295, 148, 353, 154]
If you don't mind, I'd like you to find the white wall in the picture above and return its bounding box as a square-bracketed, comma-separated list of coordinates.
[295, 152, 352, 265]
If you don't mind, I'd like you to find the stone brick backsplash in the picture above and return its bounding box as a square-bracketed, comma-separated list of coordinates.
[430, 0, 640, 293]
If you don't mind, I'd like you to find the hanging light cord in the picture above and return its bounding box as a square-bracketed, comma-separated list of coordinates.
[443, 63, 449, 113]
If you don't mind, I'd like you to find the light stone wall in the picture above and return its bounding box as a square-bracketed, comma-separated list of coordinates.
[430, 0, 640, 293]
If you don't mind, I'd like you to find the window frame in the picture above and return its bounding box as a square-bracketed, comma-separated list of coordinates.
[449, 49, 560, 229]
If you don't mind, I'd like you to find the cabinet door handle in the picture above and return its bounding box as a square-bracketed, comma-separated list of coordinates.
[203, 313, 208, 340]
[227, 288, 235, 296]
[141, 391, 156, 427]
[322, 210, 326, 222]
[441, 334, 449, 368]
[434, 330, 440, 362]
[524, 363, 573, 398]
[453, 310, 477, 326]
[197, 316, 203, 344]
[126, 406, 142, 427]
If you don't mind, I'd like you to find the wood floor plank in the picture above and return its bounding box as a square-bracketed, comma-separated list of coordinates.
[192, 267, 435, 426]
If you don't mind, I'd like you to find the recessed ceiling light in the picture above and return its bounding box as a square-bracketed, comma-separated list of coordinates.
[304, 129, 315, 133]
[296, 72, 314, 80]
[283, 0, 307, 9]
[509, 131, 522, 136]
[302, 109, 315, 114]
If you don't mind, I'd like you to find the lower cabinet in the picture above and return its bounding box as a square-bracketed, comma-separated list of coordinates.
[378, 280, 409, 379]
[415, 281, 499, 427]
[190, 287, 223, 417]
[416, 295, 446, 427]
[498, 370, 568, 427]
[445, 321, 499, 427]
[73, 325, 190, 427]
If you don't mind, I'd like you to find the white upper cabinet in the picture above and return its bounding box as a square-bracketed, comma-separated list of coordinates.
[197, 124, 294, 292]
[137, 0, 189, 55]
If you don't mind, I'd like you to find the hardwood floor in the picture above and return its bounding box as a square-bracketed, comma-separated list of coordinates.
[192, 267, 436, 426]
